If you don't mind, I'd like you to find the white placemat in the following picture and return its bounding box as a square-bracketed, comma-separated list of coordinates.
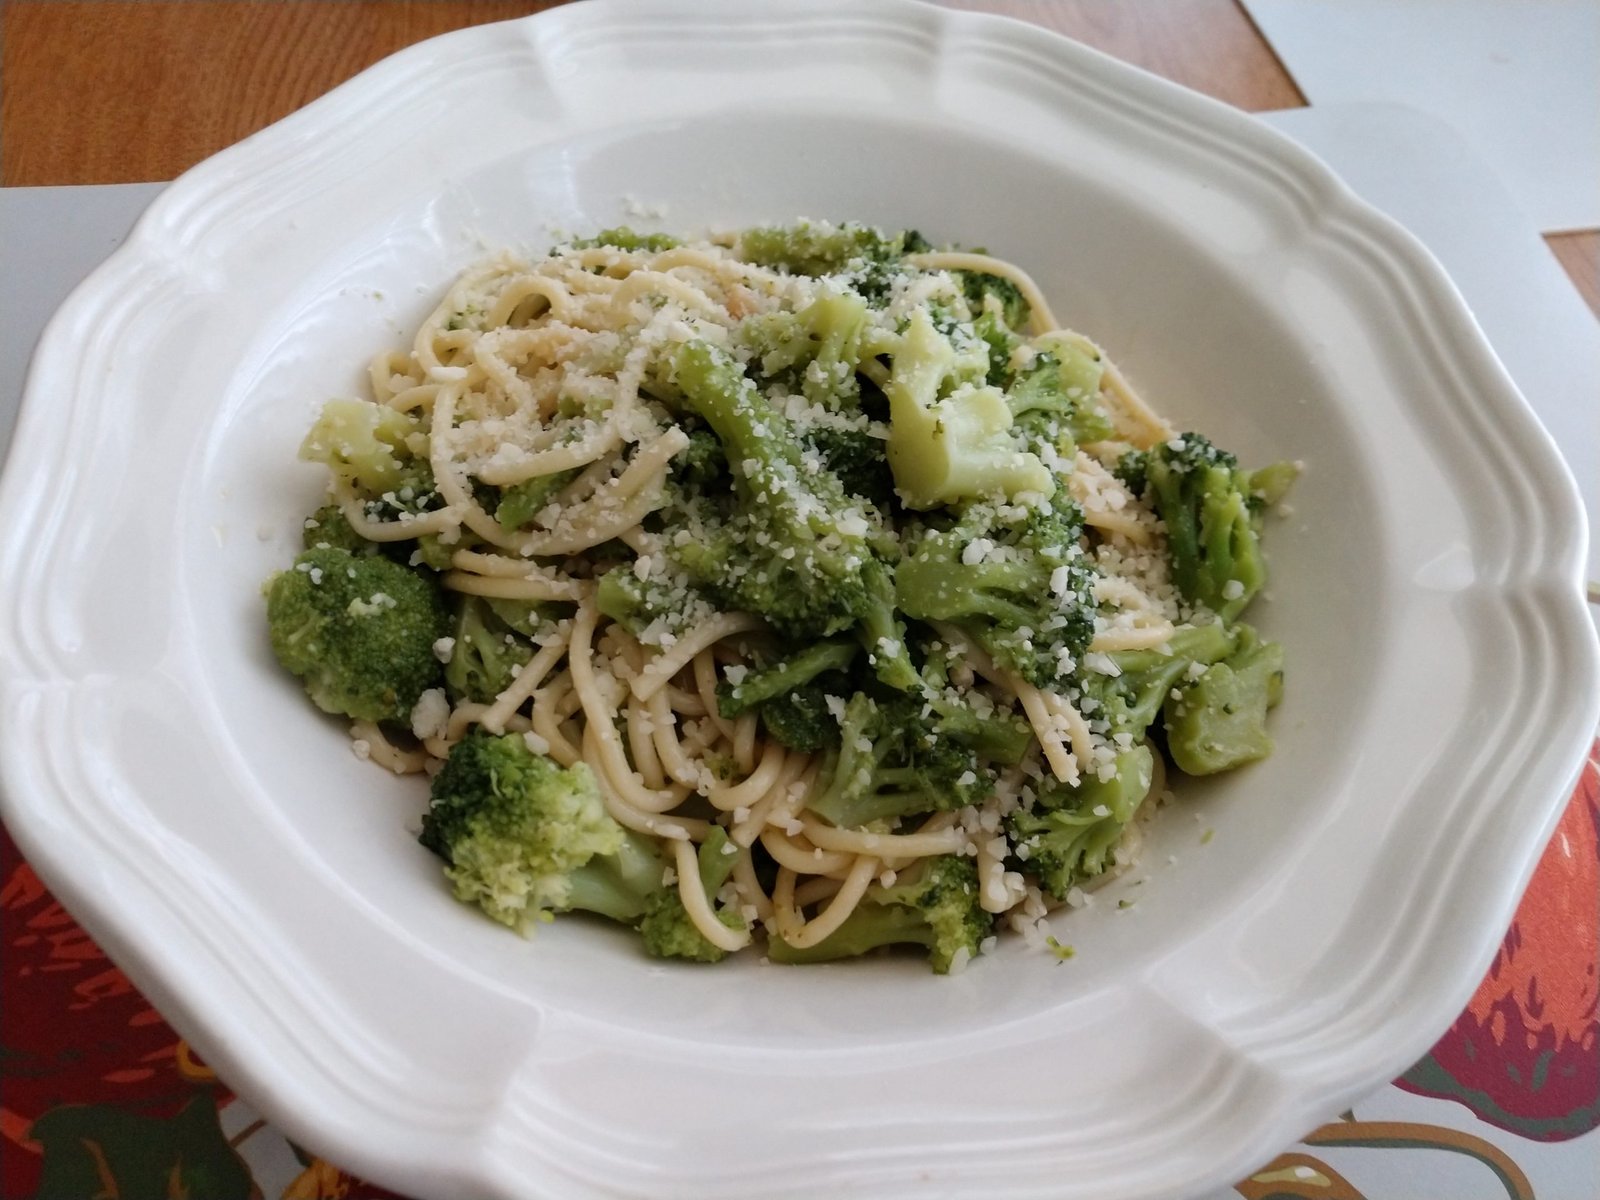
[1243, 0, 1600, 232]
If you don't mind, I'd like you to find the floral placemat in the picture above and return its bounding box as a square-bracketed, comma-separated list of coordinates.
[4, 746, 1594, 1198]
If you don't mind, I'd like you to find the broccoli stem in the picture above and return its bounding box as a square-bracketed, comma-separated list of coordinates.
[718, 639, 859, 717]
[562, 830, 667, 924]
[1163, 635, 1284, 775]
[856, 558, 919, 692]
[765, 902, 937, 965]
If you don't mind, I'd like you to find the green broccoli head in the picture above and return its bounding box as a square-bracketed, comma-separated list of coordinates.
[494, 467, 581, 533]
[1075, 621, 1239, 740]
[419, 731, 669, 930]
[442, 594, 536, 705]
[300, 505, 377, 555]
[568, 227, 682, 254]
[265, 545, 447, 723]
[958, 269, 1030, 333]
[805, 425, 894, 507]
[1125, 433, 1269, 621]
[806, 693, 993, 830]
[757, 681, 845, 753]
[716, 638, 858, 756]
[636, 829, 747, 963]
[1005, 335, 1115, 450]
[1007, 744, 1154, 899]
[667, 339, 889, 639]
[895, 496, 1096, 688]
[767, 854, 992, 974]
[739, 290, 871, 409]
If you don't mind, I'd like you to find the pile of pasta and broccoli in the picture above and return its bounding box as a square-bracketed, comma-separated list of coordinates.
[263, 222, 1295, 973]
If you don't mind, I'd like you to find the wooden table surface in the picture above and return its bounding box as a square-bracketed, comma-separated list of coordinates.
[2, 0, 1596, 320]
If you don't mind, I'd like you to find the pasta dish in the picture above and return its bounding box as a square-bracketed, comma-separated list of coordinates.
[264, 222, 1294, 972]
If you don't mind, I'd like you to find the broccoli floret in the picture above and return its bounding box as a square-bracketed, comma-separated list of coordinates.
[758, 679, 846, 753]
[895, 496, 1096, 688]
[637, 828, 747, 962]
[1112, 447, 1148, 494]
[740, 290, 870, 409]
[495, 468, 581, 532]
[667, 339, 888, 639]
[766, 855, 992, 974]
[737, 222, 931, 304]
[715, 638, 857, 753]
[806, 425, 894, 507]
[958, 269, 1030, 333]
[971, 308, 1019, 386]
[1163, 627, 1284, 775]
[914, 637, 1034, 764]
[300, 505, 377, 555]
[669, 427, 730, 496]
[1077, 621, 1239, 739]
[264, 546, 447, 722]
[738, 221, 901, 277]
[442, 594, 535, 705]
[569, 227, 681, 253]
[1006, 743, 1154, 899]
[299, 398, 428, 496]
[884, 308, 1054, 509]
[1006, 335, 1115, 449]
[717, 639, 859, 717]
[806, 693, 991, 830]
[420, 731, 667, 929]
[856, 557, 920, 692]
[594, 559, 715, 644]
[1127, 434, 1271, 621]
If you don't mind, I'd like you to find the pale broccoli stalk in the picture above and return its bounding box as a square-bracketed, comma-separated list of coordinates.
[884, 308, 1054, 509]
[667, 339, 887, 639]
[766, 855, 993, 974]
[637, 827, 747, 962]
[264, 546, 447, 722]
[806, 693, 993, 831]
[1163, 627, 1285, 775]
[419, 731, 666, 930]
[1006, 743, 1155, 899]
[299, 398, 428, 496]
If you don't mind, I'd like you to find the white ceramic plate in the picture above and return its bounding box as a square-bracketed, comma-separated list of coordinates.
[2, 3, 1595, 1197]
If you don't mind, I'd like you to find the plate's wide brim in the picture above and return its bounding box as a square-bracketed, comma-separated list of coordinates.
[1, 3, 1595, 1198]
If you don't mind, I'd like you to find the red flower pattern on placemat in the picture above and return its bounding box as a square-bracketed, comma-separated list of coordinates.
[1397, 744, 1600, 1140]
[6, 749, 1597, 1198]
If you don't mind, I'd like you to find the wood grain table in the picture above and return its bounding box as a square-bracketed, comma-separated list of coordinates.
[2, 4, 1597, 1200]
[4, 0, 1596, 318]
